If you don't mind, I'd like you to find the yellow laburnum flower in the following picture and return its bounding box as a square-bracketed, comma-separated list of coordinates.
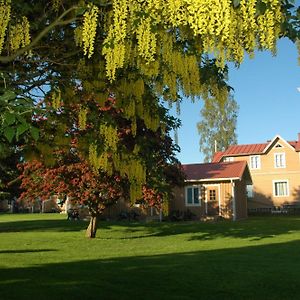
[51, 88, 61, 110]
[82, 4, 99, 58]
[78, 107, 88, 130]
[136, 17, 157, 63]
[9, 17, 30, 53]
[0, 0, 11, 54]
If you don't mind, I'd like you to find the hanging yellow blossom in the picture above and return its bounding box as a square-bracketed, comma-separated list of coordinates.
[78, 107, 88, 130]
[88, 144, 100, 172]
[99, 124, 118, 152]
[102, 0, 128, 81]
[0, 0, 11, 54]
[82, 4, 99, 58]
[51, 88, 61, 110]
[9, 16, 31, 53]
[136, 17, 157, 63]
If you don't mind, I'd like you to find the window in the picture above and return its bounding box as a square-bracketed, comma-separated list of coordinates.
[250, 155, 261, 169]
[246, 185, 253, 198]
[224, 157, 234, 162]
[274, 153, 286, 168]
[185, 186, 201, 206]
[275, 143, 283, 148]
[209, 190, 216, 201]
[273, 180, 289, 197]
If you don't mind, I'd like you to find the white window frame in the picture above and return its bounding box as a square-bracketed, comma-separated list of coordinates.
[224, 157, 234, 162]
[249, 155, 261, 169]
[274, 153, 286, 168]
[273, 180, 289, 197]
[246, 185, 253, 198]
[185, 186, 201, 206]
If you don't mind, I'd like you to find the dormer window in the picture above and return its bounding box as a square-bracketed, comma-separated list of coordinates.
[250, 155, 261, 169]
[274, 153, 286, 168]
[224, 157, 234, 162]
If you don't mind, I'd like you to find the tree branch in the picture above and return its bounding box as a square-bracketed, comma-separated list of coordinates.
[0, 6, 79, 64]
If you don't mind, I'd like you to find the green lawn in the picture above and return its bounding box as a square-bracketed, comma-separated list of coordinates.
[1, 214, 300, 299]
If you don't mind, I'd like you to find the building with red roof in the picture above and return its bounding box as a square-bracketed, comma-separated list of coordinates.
[171, 161, 252, 220]
[211, 133, 300, 212]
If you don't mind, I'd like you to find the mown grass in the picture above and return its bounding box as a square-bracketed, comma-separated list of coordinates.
[1, 213, 300, 299]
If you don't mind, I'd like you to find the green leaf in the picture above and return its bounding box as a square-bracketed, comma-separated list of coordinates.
[3, 127, 15, 143]
[16, 123, 29, 138]
[75, 6, 86, 16]
[0, 91, 16, 102]
[256, 1, 267, 16]
[3, 112, 16, 126]
[232, 0, 240, 8]
[16, 115, 27, 124]
[30, 126, 39, 141]
[0, 143, 10, 159]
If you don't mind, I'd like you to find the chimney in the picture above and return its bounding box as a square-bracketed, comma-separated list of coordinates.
[298, 133, 300, 142]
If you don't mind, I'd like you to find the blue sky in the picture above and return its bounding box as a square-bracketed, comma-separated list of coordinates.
[172, 37, 300, 164]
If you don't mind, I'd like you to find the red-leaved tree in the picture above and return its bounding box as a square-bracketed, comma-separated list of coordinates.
[18, 157, 126, 238]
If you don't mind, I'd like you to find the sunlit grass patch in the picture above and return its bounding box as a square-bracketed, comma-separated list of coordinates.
[1, 214, 300, 299]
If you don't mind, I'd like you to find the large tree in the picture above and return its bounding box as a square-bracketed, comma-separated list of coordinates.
[198, 93, 238, 162]
[18, 93, 184, 237]
[1, 0, 299, 222]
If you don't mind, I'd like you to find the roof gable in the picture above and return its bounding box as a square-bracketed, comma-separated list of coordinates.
[263, 134, 295, 153]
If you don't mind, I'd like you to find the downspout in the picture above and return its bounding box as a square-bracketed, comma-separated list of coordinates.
[218, 184, 221, 216]
[205, 186, 208, 215]
[231, 179, 236, 221]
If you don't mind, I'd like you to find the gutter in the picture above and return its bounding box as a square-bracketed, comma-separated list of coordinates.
[185, 177, 241, 183]
[231, 179, 236, 221]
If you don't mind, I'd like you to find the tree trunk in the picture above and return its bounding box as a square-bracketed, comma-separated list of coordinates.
[85, 215, 98, 238]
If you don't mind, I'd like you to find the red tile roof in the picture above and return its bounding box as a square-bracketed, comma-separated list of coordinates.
[211, 151, 224, 163]
[212, 134, 300, 163]
[289, 140, 300, 151]
[223, 143, 268, 156]
[182, 161, 250, 182]
[212, 143, 268, 163]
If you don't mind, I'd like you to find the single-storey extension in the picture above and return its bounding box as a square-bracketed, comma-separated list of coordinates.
[170, 161, 252, 220]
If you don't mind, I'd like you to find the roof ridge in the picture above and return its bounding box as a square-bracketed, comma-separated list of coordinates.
[228, 142, 268, 147]
[183, 161, 244, 166]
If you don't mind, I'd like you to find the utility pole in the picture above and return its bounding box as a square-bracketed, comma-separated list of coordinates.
[214, 140, 217, 153]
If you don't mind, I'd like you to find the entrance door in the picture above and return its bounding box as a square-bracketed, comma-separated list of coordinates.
[206, 187, 219, 216]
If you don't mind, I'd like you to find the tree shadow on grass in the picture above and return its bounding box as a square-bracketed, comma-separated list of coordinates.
[104, 216, 300, 242]
[2, 215, 300, 242]
[1, 240, 300, 300]
[186, 216, 300, 242]
[0, 219, 89, 233]
[0, 249, 57, 254]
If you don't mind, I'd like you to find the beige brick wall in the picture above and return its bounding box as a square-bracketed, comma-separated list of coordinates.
[228, 137, 300, 208]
